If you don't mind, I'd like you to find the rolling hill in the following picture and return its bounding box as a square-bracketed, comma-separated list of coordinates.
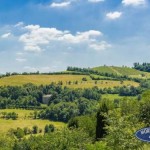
[92, 66, 150, 78]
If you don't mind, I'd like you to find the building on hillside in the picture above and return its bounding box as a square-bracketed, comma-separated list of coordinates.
[42, 94, 52, 104]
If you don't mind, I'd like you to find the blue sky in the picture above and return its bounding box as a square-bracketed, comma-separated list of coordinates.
[0, 0, 150, 73]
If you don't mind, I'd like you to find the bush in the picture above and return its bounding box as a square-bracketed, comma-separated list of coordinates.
[32, 125, 38, 134]
[44, 124, 55, 134]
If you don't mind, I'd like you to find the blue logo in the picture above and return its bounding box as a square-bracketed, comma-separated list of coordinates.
[135, 127, 150, 142]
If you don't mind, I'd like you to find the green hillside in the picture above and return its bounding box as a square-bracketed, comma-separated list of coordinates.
[92, 66, 150, 78]
[92, 66, 118, 75]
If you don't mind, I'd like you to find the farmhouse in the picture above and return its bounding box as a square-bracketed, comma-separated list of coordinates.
[42, 94, 52, 104]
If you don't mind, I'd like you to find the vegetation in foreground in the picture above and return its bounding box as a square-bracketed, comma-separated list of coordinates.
[0, 64, 150, 149]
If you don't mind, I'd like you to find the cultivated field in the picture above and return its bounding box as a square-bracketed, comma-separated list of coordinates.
[0, 109, 65, 133]
[0, 75, 139, 88]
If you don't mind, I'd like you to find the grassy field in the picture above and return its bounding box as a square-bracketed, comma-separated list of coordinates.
[102, 94, 137, 100]
[102, 94, 123, 100]
[0, 109, 65, 133]
[93, 66, 117, 75]
[111, 66, 142, 76]
[92, 66, 150, 78]
[67, 80, 139, 88]
[0, 75, 91, 86]
[0, 74, 139, 88]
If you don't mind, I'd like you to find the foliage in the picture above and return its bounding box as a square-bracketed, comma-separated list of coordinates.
[105, 110, 144, 150]
[68, 115, 96, 139]
[134, 62, 150, 72]
[32, 125, 38, 134]
[44, 124, 55, 133]
[0, 134, 15, 150]
[0, 112, 18, 120]
[138, 90, 150, 126]
[96, 100, 109, 140]
[13, 128, 91, 150]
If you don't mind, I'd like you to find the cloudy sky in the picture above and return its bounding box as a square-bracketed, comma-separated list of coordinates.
[0, 0, 150, 73]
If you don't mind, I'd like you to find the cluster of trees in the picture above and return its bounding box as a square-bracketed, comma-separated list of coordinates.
[119, 86, 141, 96]
[38, 87, 101, 122]
[0, 84, 43, 108]
[9, 124, 55, 140]
[9, 126, 42, 139]
[0, 82, 145, 123]
[44, 124, 55, 133]
[134, 62, 150, 72]
[0, 112, 18, 120]
[37, 84, 144, 122]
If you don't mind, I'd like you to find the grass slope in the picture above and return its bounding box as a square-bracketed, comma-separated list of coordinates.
[92, 66, 150, 78]
[111, 66, 143, 76]
[93, 66, 117, 75]
[0, 75, 139, 88]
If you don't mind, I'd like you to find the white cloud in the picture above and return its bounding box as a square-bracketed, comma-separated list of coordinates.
[122, 0, 146, 6]
[1, 33, 11, 38]
[88, 0, 104, 3]
[106, 11, 122, 20]
[16, 52, 24, 56]
[24, 45, 42, 52]
[19, 24, 110, 52]
[16, 58, 27, 62]
[60, 30, 102, 43]
[89, 41, 111, 51]
[23, 66, 51, 72]
[14, 22, 24, 27]
[50, 2, 71, 8]
[24, 66, 37, 72]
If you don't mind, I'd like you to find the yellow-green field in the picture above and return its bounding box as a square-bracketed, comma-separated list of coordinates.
[67, 80, 139, 88]
[0, 109, 65, 133]
[0, 75, 90, 86]
[102, 94, 137, 100]
[0, 75, 139, 88]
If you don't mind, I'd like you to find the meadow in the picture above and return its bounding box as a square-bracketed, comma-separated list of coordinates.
[0, 74, 139, 88]
[0, 109, 65, 133]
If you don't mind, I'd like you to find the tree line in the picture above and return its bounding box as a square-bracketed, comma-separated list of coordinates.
[134, 62, 150, 72]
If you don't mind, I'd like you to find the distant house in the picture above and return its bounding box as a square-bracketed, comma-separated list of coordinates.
[42, 94, 52, 104]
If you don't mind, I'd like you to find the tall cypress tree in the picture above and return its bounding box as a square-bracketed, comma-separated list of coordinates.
[96, 102, 108, 140]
